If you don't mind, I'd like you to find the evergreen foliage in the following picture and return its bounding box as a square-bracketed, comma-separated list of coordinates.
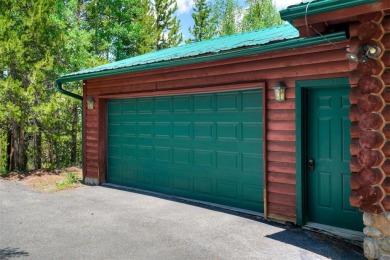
[213, 0, 242, 37]
[186, 0, 216, 43]
[152, 0, 183, 50]
[86, 0, 146, 61]
[241, 0, 283, 32]
[0, 0, 282, 172]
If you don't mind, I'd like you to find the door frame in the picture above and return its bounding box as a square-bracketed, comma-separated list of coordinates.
[295, 77, 350, 225]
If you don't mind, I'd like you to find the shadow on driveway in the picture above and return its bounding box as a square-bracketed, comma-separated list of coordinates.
[0, 247, 29, 259]
[102, 184, 364, 259]
[265, 228, 364, 260]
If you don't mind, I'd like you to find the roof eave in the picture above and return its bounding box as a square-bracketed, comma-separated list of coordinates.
[56, 31, 347, 84]
[280, 0, 379, 23]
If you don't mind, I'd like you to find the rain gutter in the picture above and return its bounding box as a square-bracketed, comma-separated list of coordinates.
[280, 0, 379, 23]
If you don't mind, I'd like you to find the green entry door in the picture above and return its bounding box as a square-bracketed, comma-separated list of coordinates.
[307, 85, 363, 231]
[107, 89, 263, 212]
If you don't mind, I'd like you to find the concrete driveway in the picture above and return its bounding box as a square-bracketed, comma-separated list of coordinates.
[0, 180, 363, 260]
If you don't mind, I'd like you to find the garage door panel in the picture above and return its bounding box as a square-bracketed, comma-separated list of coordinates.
[193, 177, 214, 195]
[155, 147, 172, 163]
[216, 181, 239, 200]
[173, 176, 191, 191]
[216, 123, 239, 140]
[242, 153, 263, 172]
[122, 167, 137, 182]
[107, 89, 264, 212]
[242, 123, 263, 141]
[193, 123, 213, 139]
[138, 123, 153, 137]
[217, 92, 239, 111]
[137, 99, 154, 113]
[108, 145, 121, 157]
[137, 169, 153, 184]
[174, 96, 192, 112]
[138, 145, 154, 160]
[108, 166, 122, 181]
[173, 122, 192, 138]
[216, 152, 239, 170]
[242, 90, 262, 110]
[194, 95, 213, 111]
[154, 171, 171, 190]
[121, 100, 136, 114]
[108, 101, 122, 114]
[173, 148, 192, 165]
[243, 184, 263, 203]
[122, 144, 137, 159]
[193, 150, 214, 167]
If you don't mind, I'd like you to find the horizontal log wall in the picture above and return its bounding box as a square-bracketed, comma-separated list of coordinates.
[84, 41, 350, 222]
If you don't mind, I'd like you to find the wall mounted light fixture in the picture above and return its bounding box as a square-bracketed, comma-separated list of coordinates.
[87, 97, 95, 110]
[274, 82, 287, 102]
[346, 44, 382, 63]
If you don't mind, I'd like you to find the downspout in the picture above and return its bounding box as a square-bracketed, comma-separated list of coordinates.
[55, 81, 83, 101]
[55, 80, 84, 174]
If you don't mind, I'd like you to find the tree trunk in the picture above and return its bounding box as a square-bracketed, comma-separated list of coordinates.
[34, 128, 42, 170]
[12, 122, 20, 171]
[54, 140, 60, 169]
[48, 140, 53, 167]
[6, 129, 12, 172]
[20, 126, 27, 172]
[33, 118, 42, 170]
[12, 122, 27, 172]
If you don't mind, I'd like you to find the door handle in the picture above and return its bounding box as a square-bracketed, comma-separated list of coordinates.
[308, 159, 315, 171]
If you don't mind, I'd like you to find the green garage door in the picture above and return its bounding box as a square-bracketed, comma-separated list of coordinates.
[107, 89, 263, 212]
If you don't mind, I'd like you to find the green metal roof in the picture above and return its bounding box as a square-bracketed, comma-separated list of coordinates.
[280, 0, 379, 23]
[58, 24, 299, 82]
[56, 23, 348, 100]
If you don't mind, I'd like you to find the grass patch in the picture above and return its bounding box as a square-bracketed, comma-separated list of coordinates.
[0, 169, 9, 176]
[56, 172, 80, 190]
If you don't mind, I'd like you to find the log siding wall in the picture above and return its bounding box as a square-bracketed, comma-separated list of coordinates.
[84, 41, 351, 222]
[349, 12, 390, 214]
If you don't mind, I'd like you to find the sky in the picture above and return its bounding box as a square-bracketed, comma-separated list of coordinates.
[176, 0, 303, 40]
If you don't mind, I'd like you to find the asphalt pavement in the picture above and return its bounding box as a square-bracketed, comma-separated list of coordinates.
[0, 179, 364, 260]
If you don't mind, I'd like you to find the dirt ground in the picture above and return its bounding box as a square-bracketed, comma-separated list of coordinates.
[0, 167, 83, 193]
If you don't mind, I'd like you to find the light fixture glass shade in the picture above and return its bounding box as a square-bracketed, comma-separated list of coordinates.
[366, 45, 381, 58]
[346, 52, 359, 63]
[274, 82, 286, 102]
[87, 97, 95, 110]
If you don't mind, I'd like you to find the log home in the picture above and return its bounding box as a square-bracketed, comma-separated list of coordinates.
[57, 1, 389, 258]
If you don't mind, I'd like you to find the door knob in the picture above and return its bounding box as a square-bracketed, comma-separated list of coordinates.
[308, 159, 315, 171]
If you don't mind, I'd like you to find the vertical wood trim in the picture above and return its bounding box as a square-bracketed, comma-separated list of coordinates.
[263, 83, 268, 218]
[98, 98, 107, 183]
[82, 81, 87, 181]
[295, 81, 304, 225]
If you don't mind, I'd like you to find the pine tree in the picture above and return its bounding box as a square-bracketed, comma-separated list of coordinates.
[186, 0, 216, 43]
[0, 0, 65, 171]
[241, 0, 282, 32]
[0, 0, 101, 171]
[213, 0, 242, 37]
[152, 0, 183, 50]
[136, 0, 157, 54]
[86, 0, 145, 61]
